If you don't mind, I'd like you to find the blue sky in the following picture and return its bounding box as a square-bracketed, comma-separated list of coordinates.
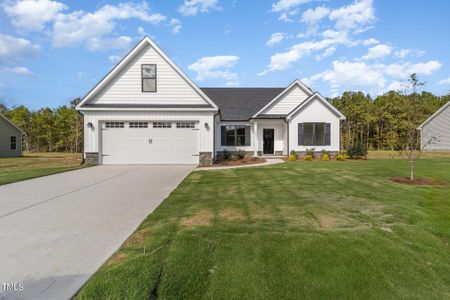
[0, 0, 449, 109]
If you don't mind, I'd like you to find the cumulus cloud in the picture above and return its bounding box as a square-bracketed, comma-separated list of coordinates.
[272, 0, 311, 12]
[306, 60, 442, 94]
[0, 34, 40, 76]
[316, 47, 336, 61]
[301, 6, 330, 25]
[169, 18, 182, 34]
[3, 1, 171, 51]
[3, 0, 67, 31]
[188, 55, 239, 81]
[266, 33, 286, 46]
[438, 77, 450, 85]
[329, 0, 376, 32]
[178, 0, 220, 17]
[361, 44, 392, 60]
[0, 66, 34, 76]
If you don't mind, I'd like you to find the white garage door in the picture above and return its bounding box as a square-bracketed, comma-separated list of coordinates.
[101, 121, 199, 164]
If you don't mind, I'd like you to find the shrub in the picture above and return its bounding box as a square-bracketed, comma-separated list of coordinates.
[222, 150, 231, 160]
[321, 149, 329, 156]
[346, 142, 368, 159]
[237, 150, 246, 159]
[290, 149, 297, 156]
[336, 154, 346, 161]
[305, 148, 316, 159]
[288, 154, 297, 161]
[304, 155, 313, 161]
[322, 154, 330, 161]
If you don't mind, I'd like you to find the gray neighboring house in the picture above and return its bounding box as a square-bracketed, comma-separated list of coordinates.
[0, 114, 23, 157]
[418, 101, 450, 151]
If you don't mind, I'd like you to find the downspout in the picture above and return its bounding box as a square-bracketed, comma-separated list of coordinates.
[284, 118, 289, 156]
[213, 110, 220, 161]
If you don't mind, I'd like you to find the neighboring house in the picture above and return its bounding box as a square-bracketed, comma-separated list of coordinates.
[76, 37, 345, 165]
[0, 114, 23, 158]
[418, 101, 450, 151]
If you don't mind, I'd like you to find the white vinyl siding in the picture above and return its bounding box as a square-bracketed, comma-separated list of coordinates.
[83, 111, 214, 158]
[421, 104, 450, 151]
[262, 85, 309, 115]
[289, 97, 340, 152]
[90, 44, 209, 105]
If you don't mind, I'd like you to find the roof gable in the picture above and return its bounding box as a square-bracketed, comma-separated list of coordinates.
[77, 36, 217, 110]
[286, 93, 346, 120]
[252, 80, 313, 118]
[0, 114, 24, 134]
[418, 101, 450, 129]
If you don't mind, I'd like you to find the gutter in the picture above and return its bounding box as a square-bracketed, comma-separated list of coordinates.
[213, 110, 221, 161]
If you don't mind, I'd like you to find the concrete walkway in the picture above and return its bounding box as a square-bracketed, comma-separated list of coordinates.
[195, 158, 284, 171]
[0, 165, 195, 300]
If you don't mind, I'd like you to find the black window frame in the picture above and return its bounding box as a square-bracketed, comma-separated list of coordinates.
[10, 136, 17, 150]
[105, 122, 124, 128]
[221, 125, 250, 146]
[298, 122, 330, 146]
[141, 64, 157, 93]
[153, 122, 172, 128]
[129, 122, 149, 128]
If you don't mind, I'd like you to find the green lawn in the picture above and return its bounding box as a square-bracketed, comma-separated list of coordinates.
[0, 152, 84, 185]
[78, 159, 450, 299]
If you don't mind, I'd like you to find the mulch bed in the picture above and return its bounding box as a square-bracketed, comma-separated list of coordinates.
[213, 157, 266, 167]
[390, 176, 447, 186]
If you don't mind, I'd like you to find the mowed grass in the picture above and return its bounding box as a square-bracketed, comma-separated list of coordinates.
[0, 152, 84, 185]
[78, 159, 450, 299]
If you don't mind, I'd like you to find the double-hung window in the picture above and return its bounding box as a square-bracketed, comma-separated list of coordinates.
[221, 125, 250, 146]
[298, 122, 331, 146]
[142, 64, 156, 92]
[10, 136, 17, 150]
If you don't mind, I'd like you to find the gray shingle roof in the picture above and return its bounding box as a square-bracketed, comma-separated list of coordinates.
[200, 88, 285, 121]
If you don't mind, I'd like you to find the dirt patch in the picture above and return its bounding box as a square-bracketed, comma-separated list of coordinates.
[218, 208, 246, 221]
[391, 176, 447, 186]
[314, 214, 339, 229]
[180, 209, 214, 226]
[249, 202, 275, 221]
[124, 227, 152, 246]
[211, 157, 266, 167]
[106, 252, 128, 266]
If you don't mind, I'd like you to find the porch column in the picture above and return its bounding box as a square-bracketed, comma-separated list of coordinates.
[253, 121, 258, 157]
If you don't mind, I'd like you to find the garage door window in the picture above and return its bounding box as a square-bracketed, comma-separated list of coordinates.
[105, 122, 124, 128]
[176, 122, 195, 128]
[129, 122, 148, 128]
[153, 122, 172, 128]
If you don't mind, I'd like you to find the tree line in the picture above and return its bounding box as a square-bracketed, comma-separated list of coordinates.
[0, 98, 82, 153]
[0, 89, 449, 154]
[332, 90, 450, 151]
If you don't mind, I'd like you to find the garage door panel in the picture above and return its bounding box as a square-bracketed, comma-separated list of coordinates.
[101, 122, 199, 164]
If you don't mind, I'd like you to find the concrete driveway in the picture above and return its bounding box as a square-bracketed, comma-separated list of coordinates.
[0, 165, 195, 300]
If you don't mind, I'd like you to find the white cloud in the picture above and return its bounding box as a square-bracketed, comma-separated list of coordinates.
[329, 0, 376, 32]
[1, 66, 34, 76]
[394, 48, 425, 58]
[108, 55, 122, 64]
[3, 0, 67, 31]
[178, 0, 220, 17]
[188, 55, 239, 81]
[306, 60, 442, 94]
[169, 18, 182, 34]
[272, 0, 310, 12]
[385, 81, 404, 92]
[137, 26, 146, 36]
[278, 12, 292, 22]
[266, 33, 286, 46]
[363, 38, 379, 45]
[302, 6, 330, 25]
[438, 77, 450, 85]
[316, 47, 336, 61]
[362, 44, 392, 60]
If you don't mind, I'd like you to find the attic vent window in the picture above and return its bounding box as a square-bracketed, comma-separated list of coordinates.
[142, 64, 156, 92]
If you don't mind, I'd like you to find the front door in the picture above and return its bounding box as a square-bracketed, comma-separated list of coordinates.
[263, 129, 274, 154]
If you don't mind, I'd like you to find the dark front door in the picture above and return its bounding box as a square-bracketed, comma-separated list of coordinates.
[263, 129, 274, 154]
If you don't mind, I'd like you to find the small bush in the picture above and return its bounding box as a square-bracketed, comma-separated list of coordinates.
[306, 148, 316, 159]
[304, 155, 313, 161]
[321, 149, 329, 156]
[336, 154, 347, 161]
[288, 154, 297, 161]
[290, 149, 297, 156]
[346, 142, 368, 159]
[322, 154, 330, 161]
[222, 150, 231, 160]
[237, 150, 246, 159]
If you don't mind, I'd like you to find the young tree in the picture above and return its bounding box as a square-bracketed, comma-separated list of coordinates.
[399, 74, 436, 181]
